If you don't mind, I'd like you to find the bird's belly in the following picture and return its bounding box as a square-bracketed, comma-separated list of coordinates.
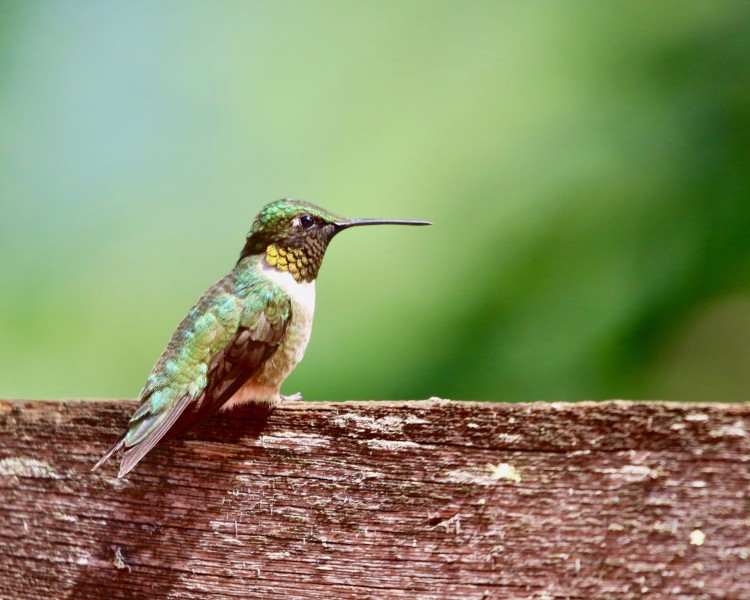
[250, 307, 314, 389]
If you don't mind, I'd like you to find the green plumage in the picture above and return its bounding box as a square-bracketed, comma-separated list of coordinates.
[126, 262, 290, 447]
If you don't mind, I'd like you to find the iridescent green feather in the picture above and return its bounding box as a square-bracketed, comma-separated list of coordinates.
[94, 258, 292, 476]
[124, 281, 245, 446]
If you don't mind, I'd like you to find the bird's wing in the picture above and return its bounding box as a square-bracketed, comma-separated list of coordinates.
[93, 277, 291, 478]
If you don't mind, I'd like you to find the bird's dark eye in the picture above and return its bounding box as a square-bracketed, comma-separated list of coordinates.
[299, 214, 315, 229]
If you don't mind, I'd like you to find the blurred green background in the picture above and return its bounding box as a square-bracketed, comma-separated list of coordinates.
[1, 2, 749, 403]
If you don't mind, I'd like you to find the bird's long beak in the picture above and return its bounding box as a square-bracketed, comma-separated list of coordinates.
[334, 218, 432, 230]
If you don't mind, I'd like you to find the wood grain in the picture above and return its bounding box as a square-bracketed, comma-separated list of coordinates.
[1, 399, 749, 599]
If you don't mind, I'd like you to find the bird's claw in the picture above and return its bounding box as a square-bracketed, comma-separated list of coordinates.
[281, 392, 304, 402]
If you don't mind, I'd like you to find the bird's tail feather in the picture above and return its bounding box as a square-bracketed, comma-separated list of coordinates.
[91, 435, 126, 472]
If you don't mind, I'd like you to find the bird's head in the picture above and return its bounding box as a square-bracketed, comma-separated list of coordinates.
[239, 199, 430, 282]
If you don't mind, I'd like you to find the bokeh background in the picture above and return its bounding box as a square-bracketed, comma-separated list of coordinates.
[1, 2, 749, 403]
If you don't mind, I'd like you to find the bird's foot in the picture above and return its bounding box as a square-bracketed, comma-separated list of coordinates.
[281, 392, 304, 402]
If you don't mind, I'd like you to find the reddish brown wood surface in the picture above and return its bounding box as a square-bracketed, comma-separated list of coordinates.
[1, 399, 749, 599]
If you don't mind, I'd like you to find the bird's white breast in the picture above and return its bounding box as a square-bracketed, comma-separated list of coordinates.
[260, 262, 316, 317]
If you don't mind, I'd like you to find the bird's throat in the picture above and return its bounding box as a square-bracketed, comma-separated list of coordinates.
[264, 243, 323, 283]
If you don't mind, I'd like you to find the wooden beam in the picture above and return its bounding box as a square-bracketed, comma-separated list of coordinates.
[1, 399, 749, 599]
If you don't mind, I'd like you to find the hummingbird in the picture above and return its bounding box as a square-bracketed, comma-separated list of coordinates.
[92, 199, 431, 477]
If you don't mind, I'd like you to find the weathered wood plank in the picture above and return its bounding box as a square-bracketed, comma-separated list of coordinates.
[0, 399, 749, 599]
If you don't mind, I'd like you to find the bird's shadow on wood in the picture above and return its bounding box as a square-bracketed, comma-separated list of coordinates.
[70, 405, 275, 599]
[191, 403, 274, 444]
